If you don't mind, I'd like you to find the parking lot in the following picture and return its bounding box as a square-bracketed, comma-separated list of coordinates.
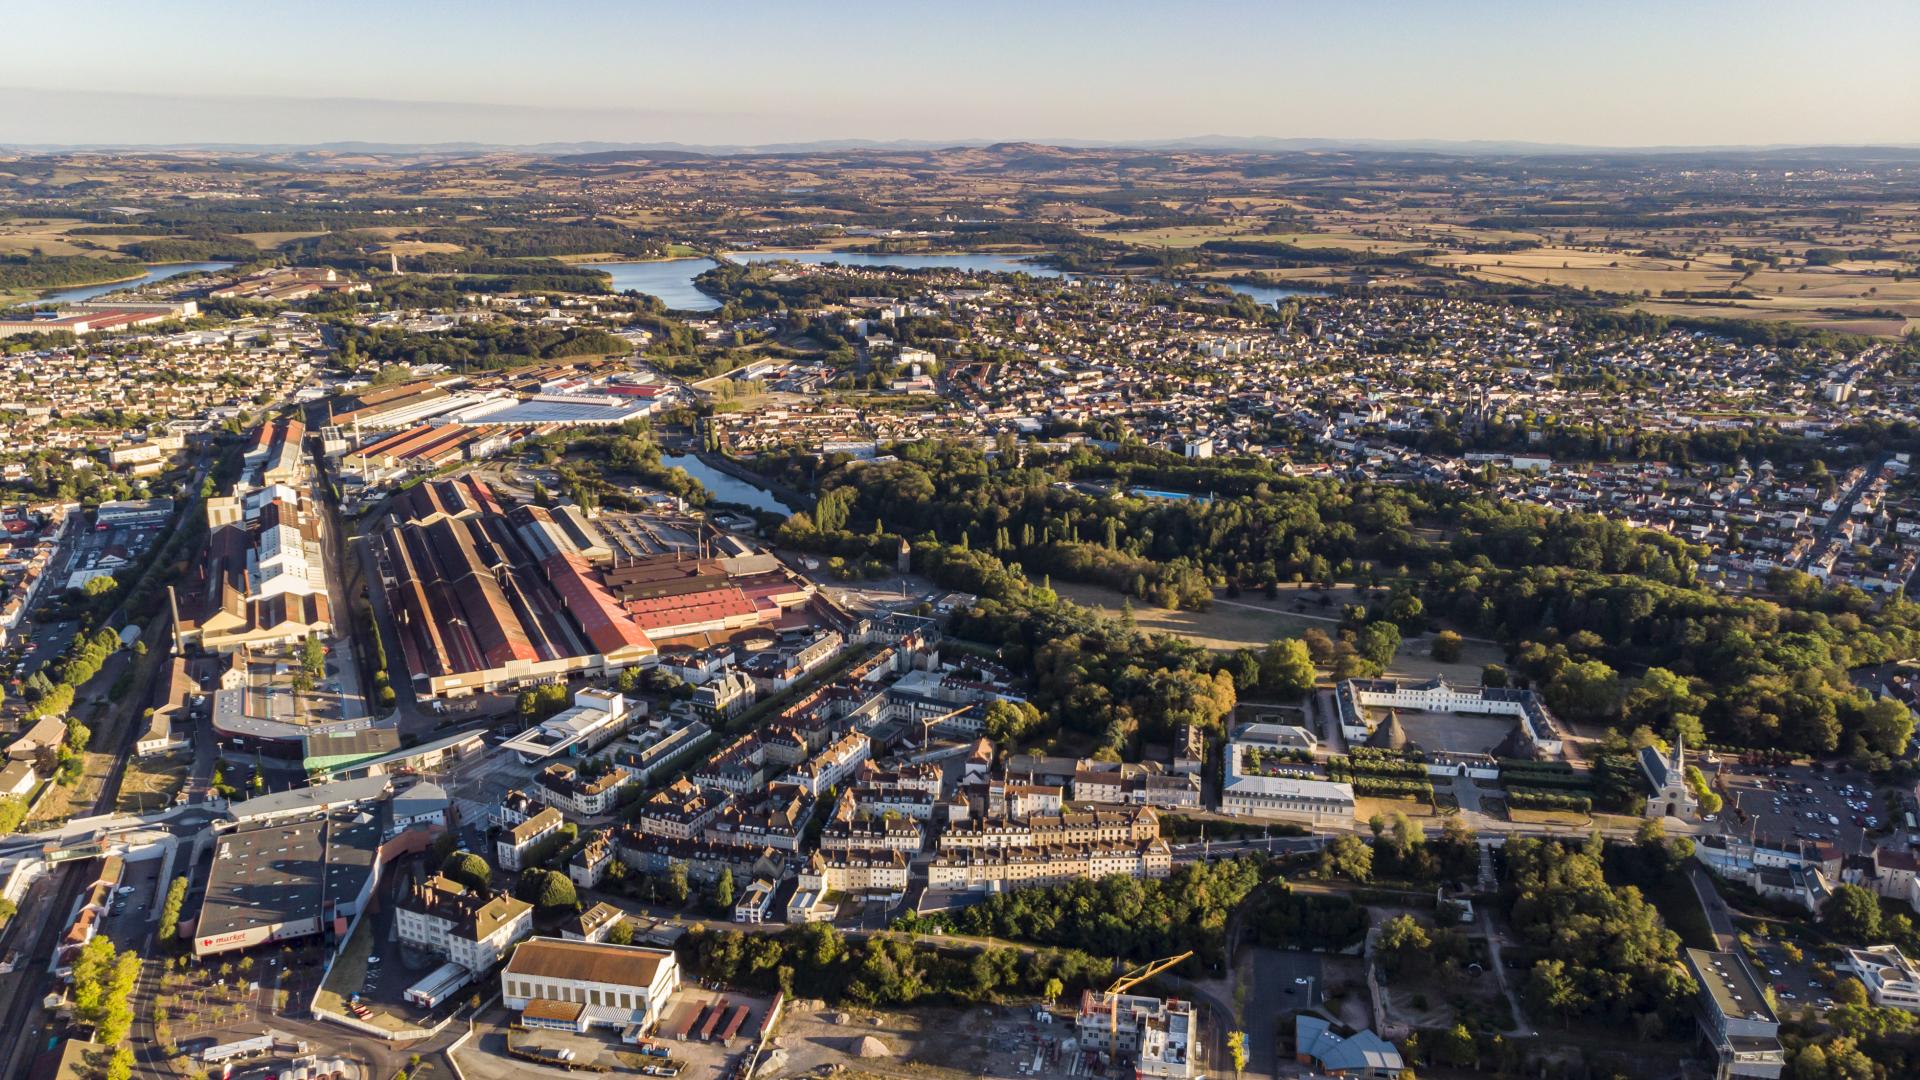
[101, 854, 164, 952]
[1744, 934, 1836, 1017]
[458, 990, 771, 1080]
[1710, 760, 1888, 852]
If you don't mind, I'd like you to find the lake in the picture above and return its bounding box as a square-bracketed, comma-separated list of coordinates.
[25, 261, 236, 307]
[727, 250, 1066, 277]
[662, 451, 798, 514]
[582, 250, 1314, 312]
[581, 258, 725, 312]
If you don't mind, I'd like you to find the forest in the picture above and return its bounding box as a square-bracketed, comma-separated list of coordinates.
[334, 322, 626, 372]
[766, 439, 1918, 759]
[0, 254, 145, 292]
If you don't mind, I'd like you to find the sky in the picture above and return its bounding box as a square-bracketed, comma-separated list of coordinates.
[2, 0, 1917, 149]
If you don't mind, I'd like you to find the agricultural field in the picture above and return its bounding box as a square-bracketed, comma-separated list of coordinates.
[0, 217, 133, 256]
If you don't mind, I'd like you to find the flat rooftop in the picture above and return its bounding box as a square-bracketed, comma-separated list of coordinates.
[198, 807, 383, 942]
[500, 702, 624, 759]
[454, 398, 652, 426]
[1686, 948, 1777, 1026]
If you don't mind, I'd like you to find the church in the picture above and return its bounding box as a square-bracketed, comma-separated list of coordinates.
[1638, 735, 1698, 819]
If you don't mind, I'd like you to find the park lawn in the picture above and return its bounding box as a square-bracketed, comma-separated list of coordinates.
[1356, 796, 1437, 820]
[1051, 580, 1335, 649]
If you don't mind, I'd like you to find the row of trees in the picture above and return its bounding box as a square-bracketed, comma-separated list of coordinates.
[689, 921, 1111, 1009]
[926, 858, 1265, 965]
[70, 935, 141, 1048]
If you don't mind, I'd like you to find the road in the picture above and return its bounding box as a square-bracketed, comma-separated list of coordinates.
[0, 453, 221, 1078]
[1802, 455, 1884, 575]
[1687, 863, 1738, 950]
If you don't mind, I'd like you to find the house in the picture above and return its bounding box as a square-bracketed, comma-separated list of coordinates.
[562, 901, 626, 944]
[733, 878, 776, 924]
[0, 758, 36, 798]
[497, 807, 564, 871]
[7, 715, 69, 762]
[1293, 1015, 1404, 1079]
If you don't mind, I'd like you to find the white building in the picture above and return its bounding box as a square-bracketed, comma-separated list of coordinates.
[497, 806, 565, 871]
[1334, 677, 1561, 756]
[1840, 945, 1920, 1012]
[501, 938, 681, 1034]
[733, 878, 776, 923]
[1219, 725, 1356, 825]
[395, 874, 534, 974]
[500, 688, 633, 763]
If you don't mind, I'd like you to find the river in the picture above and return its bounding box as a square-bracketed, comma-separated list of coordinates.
[22, 261, 237, 307]
[583, 250, 1313, 311]
[661, 451, 799, 514]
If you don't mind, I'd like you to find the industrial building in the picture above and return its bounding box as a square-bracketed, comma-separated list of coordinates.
[192, 805, 383, 957]
[500, 938, 682, 1034]
[171, 482, 332, 655]
[377, 478, 655, 697]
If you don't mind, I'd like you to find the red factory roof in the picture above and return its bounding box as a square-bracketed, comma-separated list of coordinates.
[622, 586, 758, 632]
[543, 552, 654, 655]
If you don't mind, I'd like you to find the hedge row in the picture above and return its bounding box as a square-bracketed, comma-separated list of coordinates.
[1506, 788, 1593, 813]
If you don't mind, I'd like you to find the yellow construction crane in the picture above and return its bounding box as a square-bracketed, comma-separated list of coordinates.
[913, 703, 978, 747]
[1104, 951, 1194, 1034]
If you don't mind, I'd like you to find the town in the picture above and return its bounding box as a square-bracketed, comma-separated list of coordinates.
[2, 19, 1920, 1078]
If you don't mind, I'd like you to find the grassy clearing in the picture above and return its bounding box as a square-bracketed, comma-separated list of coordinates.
[1357, 796, 1437, 820]
[1507, 807, 1591, 827]
[1051, 580, 1336, 649]
[0, 217, 124, 256]
[116, 748, 191, 814]
[314, 916, 373, 1017]
[381, 240, 466, 256]
[1097, 223, 1258, 247]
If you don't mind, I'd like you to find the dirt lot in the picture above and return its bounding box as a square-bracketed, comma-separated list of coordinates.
[770, 1002, 1105, 1080]
[1378, 710, 1518, 756]
[117, 748, 192, 813]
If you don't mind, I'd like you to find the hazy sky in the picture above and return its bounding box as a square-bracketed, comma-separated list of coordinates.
[3, 0, 1917, 147]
